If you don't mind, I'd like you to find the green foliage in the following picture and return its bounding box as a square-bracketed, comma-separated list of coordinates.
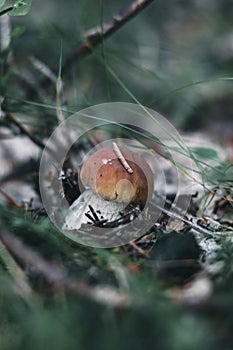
[0, 0, 6, 8]
[191, 147, 218, 160]
[9, 0, 32, 16]
[0, 0, 32, 17]
[0, 1, 232, 350]
[0, 203, 232, 350]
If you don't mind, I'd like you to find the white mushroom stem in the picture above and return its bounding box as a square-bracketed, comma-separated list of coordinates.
[63, 190, 127, 231]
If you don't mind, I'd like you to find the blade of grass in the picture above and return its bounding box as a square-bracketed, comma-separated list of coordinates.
[56, 40, 65, 124]
[151, 77, 233, 104]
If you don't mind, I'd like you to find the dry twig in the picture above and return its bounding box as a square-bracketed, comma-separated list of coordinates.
[5, 113, 46, 150]
[0, 188, 21, 207]
[112, 142, 133, 174]
[62, 0, 155, 70]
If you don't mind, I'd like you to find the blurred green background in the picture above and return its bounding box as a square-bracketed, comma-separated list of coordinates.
[0, 1, 233, 350]
[7, 0, 233, 135]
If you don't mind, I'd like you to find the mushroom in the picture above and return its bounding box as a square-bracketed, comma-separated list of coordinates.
[63, 143, 154, 231]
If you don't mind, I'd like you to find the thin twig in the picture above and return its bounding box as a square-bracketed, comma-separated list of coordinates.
[150, 202, 215, 237]
[0, 230, 131, 308]
[88, 204, 100, 221]
[5, 113, 46, 150]
[113, 142, 133, 174]
[0, 188, 21, 207]
[129, 241, 148, 256]
[0, 6, 14, 17]
[29, 56, 57, 84]
[62, 0, 155, 70]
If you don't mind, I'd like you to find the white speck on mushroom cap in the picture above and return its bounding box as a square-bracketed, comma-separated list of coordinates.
[102, 158, 113, 165]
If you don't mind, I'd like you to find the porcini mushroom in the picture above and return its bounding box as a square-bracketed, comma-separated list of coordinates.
[63, 143, 154, 231]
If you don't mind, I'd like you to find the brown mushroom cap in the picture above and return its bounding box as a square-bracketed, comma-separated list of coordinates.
[80, 145, 154, 205]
